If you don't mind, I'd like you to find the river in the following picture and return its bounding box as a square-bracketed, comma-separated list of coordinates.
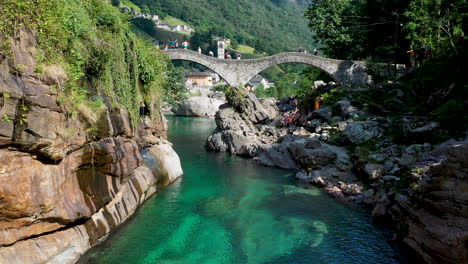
[79, 116, 403, 264]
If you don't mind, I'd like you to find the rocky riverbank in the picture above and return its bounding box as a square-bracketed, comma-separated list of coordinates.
[206, 84, 467, 264]
[0, 30, 183, 263]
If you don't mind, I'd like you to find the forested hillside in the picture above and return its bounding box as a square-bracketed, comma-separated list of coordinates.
[125, 0, 315, 53]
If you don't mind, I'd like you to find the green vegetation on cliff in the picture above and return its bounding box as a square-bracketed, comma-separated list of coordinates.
[0, 0, 170, 128]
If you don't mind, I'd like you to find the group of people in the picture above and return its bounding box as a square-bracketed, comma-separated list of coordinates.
[292, 47, 319, 55]
[161, 41, 241, 59]
[162, 39, 196, 50]
[283, 111, 307, 127]
[224, 51, 241, 59]
[279, 96, 324, 128]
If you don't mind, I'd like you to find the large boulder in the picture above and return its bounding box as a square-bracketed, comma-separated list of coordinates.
[342, 121, 383, 144]
[336, 100, 363, 119]
[256, 143, 297, 169]
[312, 107, 333, 122]
[172, 96, 225, 117]
[207, 130, 259, 157]
[215, 105, 253, 132]
[258, 97, 279, 120]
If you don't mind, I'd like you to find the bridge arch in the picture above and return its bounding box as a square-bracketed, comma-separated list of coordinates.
[163, 50, 386, 87]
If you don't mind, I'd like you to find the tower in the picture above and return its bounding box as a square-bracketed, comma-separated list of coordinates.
[217, 40, 225, 59]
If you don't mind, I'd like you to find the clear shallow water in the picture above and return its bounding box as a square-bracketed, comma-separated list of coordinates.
[80, 116, 401, 264]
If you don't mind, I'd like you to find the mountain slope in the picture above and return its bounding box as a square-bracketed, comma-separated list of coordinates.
[129, 0, 315, 53]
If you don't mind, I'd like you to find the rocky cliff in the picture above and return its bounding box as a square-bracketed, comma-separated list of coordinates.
[0, 26, 182, 264]
[206, 85, 467, 263]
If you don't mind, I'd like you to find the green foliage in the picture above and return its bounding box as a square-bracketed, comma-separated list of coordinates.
[305, 0, 360, 59]
[403, 0, 466, 55]
[321, 88, 347, 106]
[129, 0, 316, 54]
[1, 0, 170, 130]
[399, 49, 468, 112]
[305, 0, 466, 61]
[1, 114, 12, 123]
[163, 66, 188, 106]
[11, 64, 27, 74]
[212, 84, 229, 93]
[432, 100, 468, 136]
[111, 0, 121, 7]
[224, 86, 247, 111]
[260, 67, 332, 99]
[253, 84, 267, 98]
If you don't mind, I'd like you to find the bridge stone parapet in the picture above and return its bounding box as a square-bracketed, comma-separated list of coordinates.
[163, 49, 395, 87]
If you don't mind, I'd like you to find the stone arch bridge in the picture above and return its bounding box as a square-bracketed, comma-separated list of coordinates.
[163, 49, 396, 87]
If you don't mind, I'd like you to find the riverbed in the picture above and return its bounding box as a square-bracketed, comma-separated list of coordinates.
[79, 116, 402, 264]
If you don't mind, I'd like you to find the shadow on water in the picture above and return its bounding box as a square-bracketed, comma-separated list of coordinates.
[79, 116, 404, 264]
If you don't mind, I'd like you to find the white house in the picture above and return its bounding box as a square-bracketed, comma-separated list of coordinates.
[248, 75, 273, 89]
[157, 22, 171, 31]
[171, 25, 193, 33]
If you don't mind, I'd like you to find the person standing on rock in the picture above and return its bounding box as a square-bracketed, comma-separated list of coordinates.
[237, 52, 241, 60]
[198, 46, 202, 54]
[209, 50, 214, 57]
[182, 41, 189, 50]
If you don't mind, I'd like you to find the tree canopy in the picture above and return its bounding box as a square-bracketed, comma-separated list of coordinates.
[305, 0, 467, 61]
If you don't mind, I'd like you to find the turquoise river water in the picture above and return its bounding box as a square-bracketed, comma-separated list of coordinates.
[79, 116, 402, 264]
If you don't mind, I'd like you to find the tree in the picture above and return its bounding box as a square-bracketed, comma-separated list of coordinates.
[140, 4, 150, 14]
[131, 17, 157, 36]
[254, 84, 267, 97]
[305, 0, 411, 62]
[403, 0, 466, 55]
[305, 0, 365, 59]
[164, 66, 188, 105]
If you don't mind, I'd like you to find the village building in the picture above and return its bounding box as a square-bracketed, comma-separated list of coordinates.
[171, 25, 193, 33]
[247, 75, 274, 89]
[157, 22, 171, 31]
[185, 71, 214, 87]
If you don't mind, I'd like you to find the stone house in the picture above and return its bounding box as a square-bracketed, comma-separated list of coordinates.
[185, 71, 214, 87]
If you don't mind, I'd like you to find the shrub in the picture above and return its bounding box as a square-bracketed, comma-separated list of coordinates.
[432, 100, 468, 136]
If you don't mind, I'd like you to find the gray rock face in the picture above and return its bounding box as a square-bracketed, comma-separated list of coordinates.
[239, 93, 273, 124]
[389, 140, 468, 264]
[207, 89, 278, 156]
[337, 100, 363, 119]
[342, 121, 383, 144]
[207, 130, 258, 157]
[0, 30, 183, 264]
[215, 106, 252, 132]
[258, 97, 279, 120]
[364, 163, 385, 180]
[172, 96, 225, 117]
[312, 107, 333, 122]
[256, 144, 297, 169]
